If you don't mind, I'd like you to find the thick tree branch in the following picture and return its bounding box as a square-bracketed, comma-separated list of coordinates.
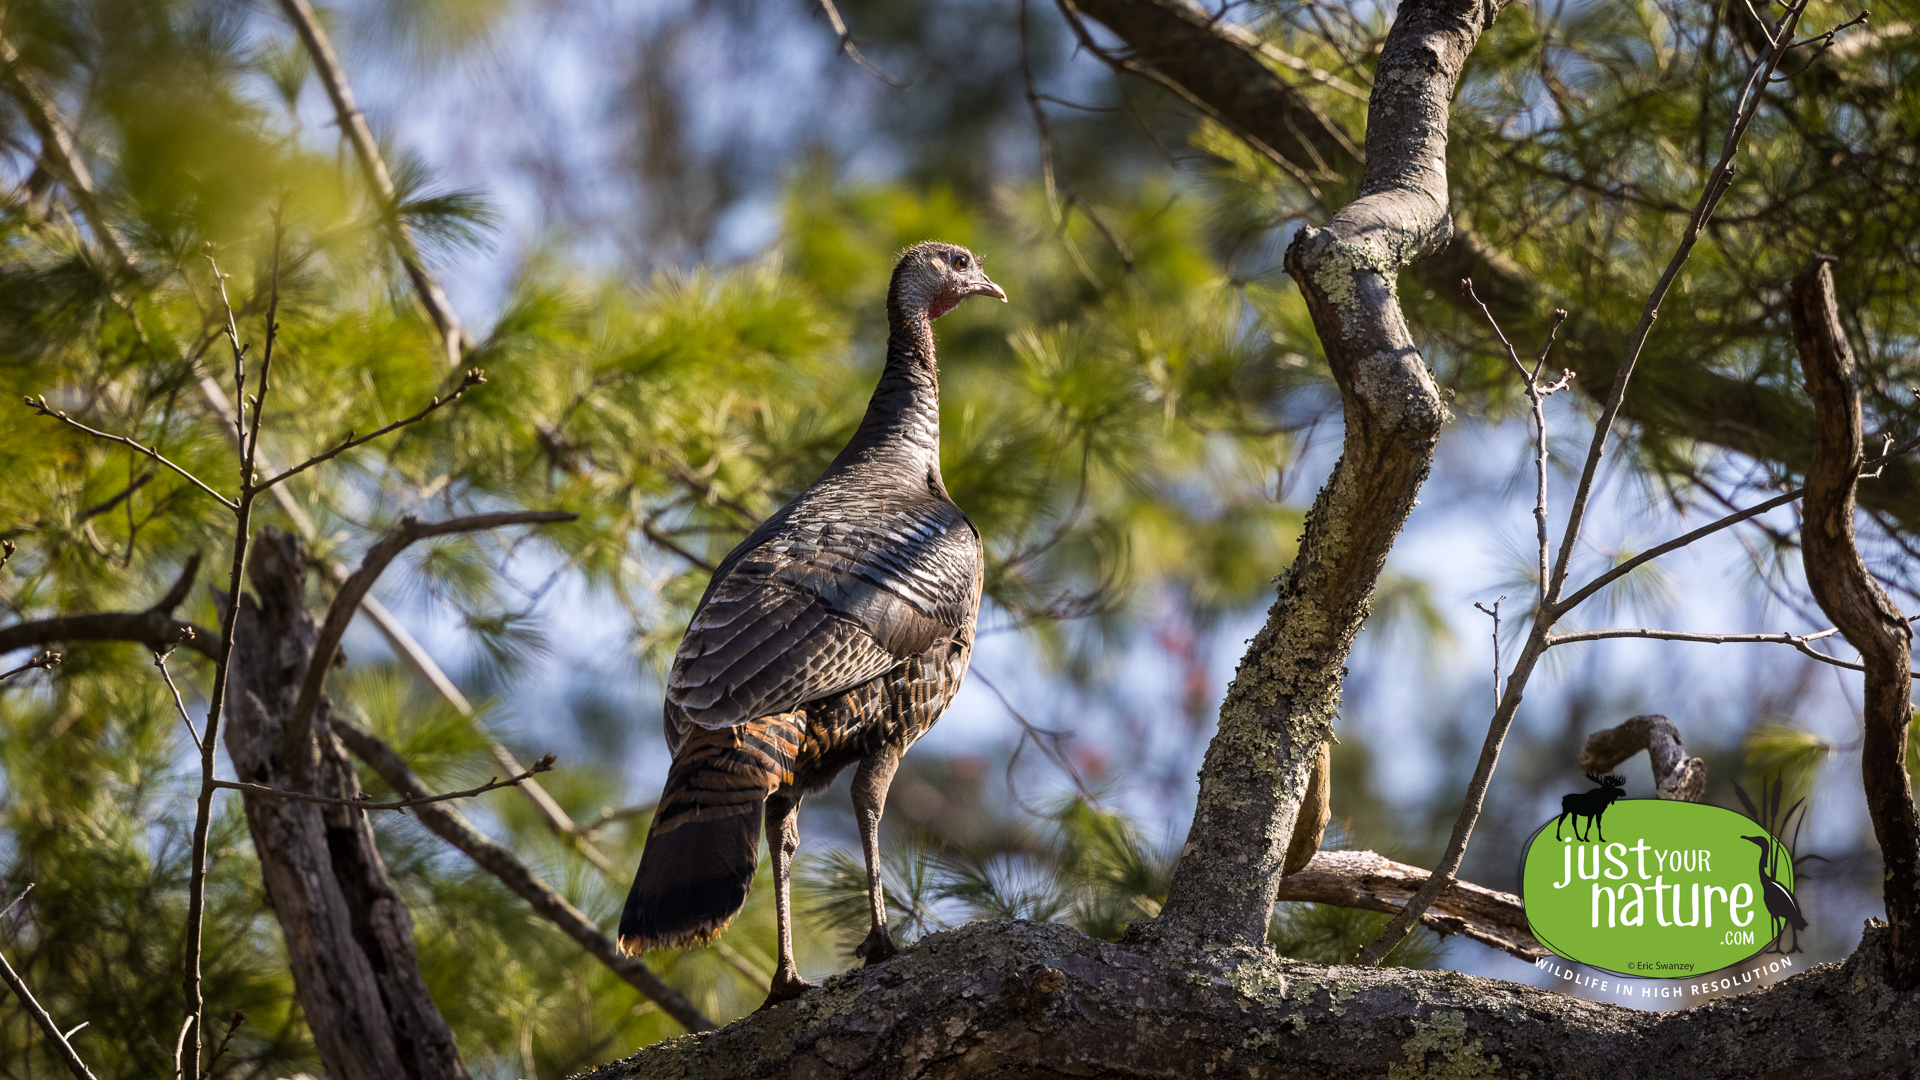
[1064, 0, 1360, 184]
[580, 919, 1920, 1080]
[1792, 260, 1920, 989]
[0, 555, 218, 661]
[1275, 850, 1541, 961]
[282, 511, 577, 767]
[331, 718, 716, 1033]
[1148, 0, 1500, 951]
[1576, 714, 1707, 801]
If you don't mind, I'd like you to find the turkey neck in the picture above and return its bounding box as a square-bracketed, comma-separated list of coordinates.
[830, 284, 944, 483]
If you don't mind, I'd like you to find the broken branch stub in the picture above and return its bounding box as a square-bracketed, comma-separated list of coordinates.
[1579, 714, 1708, 801]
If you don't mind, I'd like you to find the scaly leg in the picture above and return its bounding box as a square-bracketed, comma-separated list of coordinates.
[759, 792, 814, 1008]
[851, 745, 903, 965]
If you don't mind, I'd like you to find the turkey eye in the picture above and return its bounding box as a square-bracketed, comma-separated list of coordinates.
[953, 254, 970, 270]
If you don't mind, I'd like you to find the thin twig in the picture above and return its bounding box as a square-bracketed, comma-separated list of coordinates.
[0, 887, 101, 1080]
[814, 0, 909, 87]
[202, 1011, 245, 1080]
[155, 631, 202, 751]
[1555, 431, 1920, 617]
[1547, 624, 1920, 679]
[22, 396, 236, 510]
[0, 650, 61, 682]
[1464, 279, 1571, 616]
[1473, 597, 1504, 710]
[253, 369, 486, 493]
[213, 753, 555, 812]
[179, 256, 269, 1079]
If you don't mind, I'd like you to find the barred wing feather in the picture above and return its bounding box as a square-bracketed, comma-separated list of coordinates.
[665, 492, 981, 732]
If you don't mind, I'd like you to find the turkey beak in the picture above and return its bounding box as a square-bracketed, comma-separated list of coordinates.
[969, 273, 1008, 302]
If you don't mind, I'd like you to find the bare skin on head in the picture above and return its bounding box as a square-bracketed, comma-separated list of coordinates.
[617, 241, 1002, 1008]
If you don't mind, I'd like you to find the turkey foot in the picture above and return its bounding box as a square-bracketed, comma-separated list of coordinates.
[855, 926, 897, 965]
[759, 972, 817, 1010]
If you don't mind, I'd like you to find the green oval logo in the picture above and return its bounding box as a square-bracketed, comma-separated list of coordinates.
[1522, 800, 1799, 978]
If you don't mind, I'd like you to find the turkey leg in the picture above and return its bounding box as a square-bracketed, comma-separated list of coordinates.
[760, 791, 815, 1007]
[851, 745, 903, 965]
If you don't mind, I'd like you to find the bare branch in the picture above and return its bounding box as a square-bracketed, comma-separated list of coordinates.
[212, 753, 555, 812]
[0, 887, 101, 1080]
[1577, 714, 1707, 801]
[179, 257, 268, 1080]
[154, 633, 202, 752]
[22, 396, 236, 510]
[0, 650, 61, 682]
[0, 556, 217, 662]
[1543, 0, 1814, 616]
[331, 718, 716, 1032]
[1274, 850, 1543, 962]
[254, 368, 486, 493]
[282, 511, 577, 766]
[1473, 596, 1505, 710]
[1554, 431, 1920, 617]
[1547, 623, 1920, 679]
[814, 0, 909, 88]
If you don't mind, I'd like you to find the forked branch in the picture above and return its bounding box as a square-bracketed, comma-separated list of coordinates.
[281, 511, 577, 765]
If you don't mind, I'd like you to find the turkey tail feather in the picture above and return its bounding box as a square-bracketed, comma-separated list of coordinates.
[618, 800, 763, 953]
[617, 720, 794, 954]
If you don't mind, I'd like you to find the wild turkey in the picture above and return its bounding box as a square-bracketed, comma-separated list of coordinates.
[617, 241, 1003, 1006]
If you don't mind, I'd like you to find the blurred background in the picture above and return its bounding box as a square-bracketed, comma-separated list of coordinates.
[1, 0, 1916, 1075]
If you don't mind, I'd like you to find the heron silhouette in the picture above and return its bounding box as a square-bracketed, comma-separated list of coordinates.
[1742, 834, 1806, 954]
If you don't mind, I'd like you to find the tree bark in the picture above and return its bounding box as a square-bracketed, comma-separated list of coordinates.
[579, 918, 1920, 1079]
[1273, 850, 1540, 961]
[1791, 262, 1920, 989]
[1148, 0, 1498, 950]
[224, 529, 468, 1080]
[1577, 714, 1707, 801]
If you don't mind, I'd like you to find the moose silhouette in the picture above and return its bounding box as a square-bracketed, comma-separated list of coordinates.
[1554, 772, 1627, 842]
